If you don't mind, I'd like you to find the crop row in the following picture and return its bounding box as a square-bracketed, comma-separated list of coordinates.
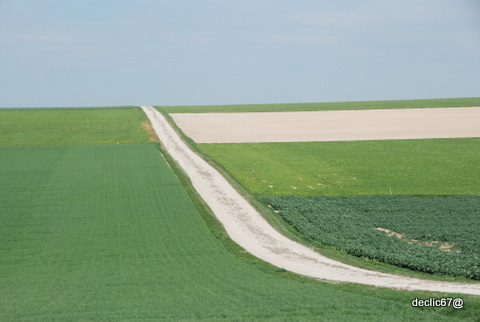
[263, 195, 480, 279]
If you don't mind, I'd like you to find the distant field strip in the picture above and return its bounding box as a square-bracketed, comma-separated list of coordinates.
[171, 107, 480, 143]
[160, 97, 480, 113]
[0, 108, 152, 146]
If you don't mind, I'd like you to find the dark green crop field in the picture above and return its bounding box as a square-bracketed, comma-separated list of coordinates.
[264, 196, 480, 280]
[159, 97, 480, 113]
[197, 138, 480, 197]
[3, 107, 471, 320]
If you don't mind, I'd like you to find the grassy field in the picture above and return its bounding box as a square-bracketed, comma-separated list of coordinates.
[0, 107, 155, 146]
[3, 108, 473, 320]
[264, 196, 480, 280]
[197, 138, 480, 197]
[2, 144, 463, 320]
[159, 97, 480, 113]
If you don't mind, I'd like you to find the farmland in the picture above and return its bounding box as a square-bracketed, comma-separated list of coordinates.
[196, 138, 480, 281]
[0, 107, 154, 146]
[197, 138, 480, 197]
[263, 195, 480, 280]
[2, 108, 468, 320]
[160, 97, 480, 113]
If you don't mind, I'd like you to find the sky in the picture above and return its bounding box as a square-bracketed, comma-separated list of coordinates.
[0, 0, 479, 107]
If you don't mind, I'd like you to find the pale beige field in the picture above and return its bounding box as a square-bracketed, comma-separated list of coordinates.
[171, 107, 480, 143]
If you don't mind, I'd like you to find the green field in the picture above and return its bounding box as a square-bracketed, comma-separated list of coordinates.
[263, 196, 480, 280]
[197, 138, 480, 281]
[0, 107, 154, 146]
[159, 97, 480, 113]
[197, 138, 480, 197]
[2, 108, 472, 320]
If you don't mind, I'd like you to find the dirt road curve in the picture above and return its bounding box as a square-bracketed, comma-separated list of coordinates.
[141, 106, 480, 296]
[171, 107, 480, 143]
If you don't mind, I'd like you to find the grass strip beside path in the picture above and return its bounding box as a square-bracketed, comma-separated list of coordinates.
[197, 138, 480, 197]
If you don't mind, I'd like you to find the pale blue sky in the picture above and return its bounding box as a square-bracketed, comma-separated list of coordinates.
[0, 0, 479, 107]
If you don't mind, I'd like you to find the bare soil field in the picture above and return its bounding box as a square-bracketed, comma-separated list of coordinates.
[142, 106, 480, 296]
[171, 107, 480, 143]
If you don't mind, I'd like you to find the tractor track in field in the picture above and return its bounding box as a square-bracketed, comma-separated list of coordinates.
[141, 106, 480, 296]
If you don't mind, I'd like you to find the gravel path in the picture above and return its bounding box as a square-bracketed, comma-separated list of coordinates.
[141, 106, 480, 296]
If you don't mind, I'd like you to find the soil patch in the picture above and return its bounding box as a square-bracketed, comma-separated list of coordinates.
[171, 107, 480, 143]
[142, 120, 160, 142]
[375, 227, 461, 253]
